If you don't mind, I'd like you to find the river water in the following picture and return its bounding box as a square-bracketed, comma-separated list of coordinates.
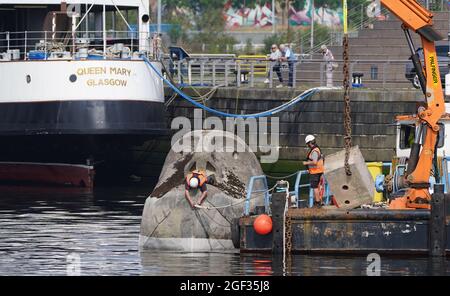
[0, 185, 449, 276]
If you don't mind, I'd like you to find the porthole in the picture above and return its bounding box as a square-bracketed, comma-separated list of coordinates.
[141, 14, 150, 23]
[69, 74, 77, 83]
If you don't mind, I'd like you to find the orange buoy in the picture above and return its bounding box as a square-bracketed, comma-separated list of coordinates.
[253, 214, 272, 235]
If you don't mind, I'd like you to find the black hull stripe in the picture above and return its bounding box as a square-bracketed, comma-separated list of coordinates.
[0, 100, 168, 135]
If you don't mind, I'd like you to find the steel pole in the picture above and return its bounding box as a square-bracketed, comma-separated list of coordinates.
[310, 0, 315, 51]
[157, 0, 162, 34]
[103, 4, 106, 59]
[272, 0, 276, 33]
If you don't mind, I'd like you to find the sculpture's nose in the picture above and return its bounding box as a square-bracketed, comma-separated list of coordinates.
[185, 156, 221, 182]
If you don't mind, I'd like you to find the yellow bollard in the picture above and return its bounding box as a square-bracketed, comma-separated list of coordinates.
[367, 162, 384, 202]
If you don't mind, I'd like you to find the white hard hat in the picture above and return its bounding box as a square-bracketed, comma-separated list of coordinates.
[321, 45, 327, 51]
[189, 177, 199, 188]
[305, 135, 315, 144]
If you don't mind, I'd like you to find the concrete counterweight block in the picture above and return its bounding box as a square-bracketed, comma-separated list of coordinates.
[324, 146, 374, 209]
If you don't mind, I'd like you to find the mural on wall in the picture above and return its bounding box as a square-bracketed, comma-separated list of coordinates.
[224, 1, 274, 28]
[290, 2, 342, 27]
[224, 0, 342, 29]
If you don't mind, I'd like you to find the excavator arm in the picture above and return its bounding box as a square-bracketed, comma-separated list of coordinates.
[381, 0, 446, 209]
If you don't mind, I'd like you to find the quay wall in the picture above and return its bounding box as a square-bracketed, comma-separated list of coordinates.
[132, 87, 423, 178]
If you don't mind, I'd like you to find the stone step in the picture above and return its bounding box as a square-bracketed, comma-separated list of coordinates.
[430, 12, 450, 20]
[382, 11, 450, 21]
[358, 27, 449, 39]
[358, 29, 418, 39]
[373, 19, 449, 30]
[329, 45, 411, 56]
[349, 37, 419, 47]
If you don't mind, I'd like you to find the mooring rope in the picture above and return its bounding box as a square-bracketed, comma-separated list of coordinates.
[265, 171, 299, 180]
[143, 56, 341, 119]
[194, 184, 278, 210]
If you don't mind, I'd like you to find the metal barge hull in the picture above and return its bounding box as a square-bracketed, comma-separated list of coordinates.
[238, 192, 450, 256]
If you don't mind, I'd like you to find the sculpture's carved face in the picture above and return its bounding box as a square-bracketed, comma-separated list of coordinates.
[152, 130, 264, 200]
[178, 130, 256, 185]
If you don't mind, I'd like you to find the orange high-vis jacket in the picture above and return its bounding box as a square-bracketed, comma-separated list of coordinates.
[307, 146, 324, 175]
[186, 170, 207, 187]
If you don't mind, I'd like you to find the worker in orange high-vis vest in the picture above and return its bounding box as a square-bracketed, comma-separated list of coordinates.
[185, 169, 215, 209]
[302, 135, 325, 208]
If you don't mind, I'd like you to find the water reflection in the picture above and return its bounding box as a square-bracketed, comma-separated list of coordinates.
[0, 185, 449, 276]
[0, 185, 147, 276]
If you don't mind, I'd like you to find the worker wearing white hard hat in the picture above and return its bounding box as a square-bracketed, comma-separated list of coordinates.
[305, 135, 315, 144]
[185, 169, 216, 209]
[303, 135, 325, 208]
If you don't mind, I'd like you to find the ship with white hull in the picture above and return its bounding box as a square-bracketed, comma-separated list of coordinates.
[0, 0, 167, 187]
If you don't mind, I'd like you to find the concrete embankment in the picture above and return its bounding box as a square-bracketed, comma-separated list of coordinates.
[129, 87, 423, 179]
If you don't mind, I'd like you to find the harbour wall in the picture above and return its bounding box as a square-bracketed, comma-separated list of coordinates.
[131, 87, 423, 179]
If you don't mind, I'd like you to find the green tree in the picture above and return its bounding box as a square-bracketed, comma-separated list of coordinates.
[163, 1, 237, 52]
[263, 33, 288, 53]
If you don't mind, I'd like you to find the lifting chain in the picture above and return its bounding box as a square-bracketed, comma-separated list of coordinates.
[284, 213, 292, 274]
[343, 35, 352, 176]
[285, 215, 292, 254]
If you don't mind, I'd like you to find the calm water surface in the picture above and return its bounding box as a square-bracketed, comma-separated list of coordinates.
[0, 185, 449, 276]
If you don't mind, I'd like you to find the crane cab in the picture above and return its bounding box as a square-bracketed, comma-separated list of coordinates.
[396, 103, 450, 159]
[381, 104, 450, 197]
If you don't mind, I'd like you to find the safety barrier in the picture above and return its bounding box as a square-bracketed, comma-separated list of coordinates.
[244, 175, 270, 216]
[161, 57, 414, 89]
[237, 55, 268, 76]
[244, 170, 335, 214]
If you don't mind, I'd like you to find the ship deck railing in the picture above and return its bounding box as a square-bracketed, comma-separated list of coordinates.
[0, 30, 157, 61]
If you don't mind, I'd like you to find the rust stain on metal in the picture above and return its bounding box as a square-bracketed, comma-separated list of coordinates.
[346, 222, 354, 237]
[288, 208, 329, 218]
[288, 208, 429, 221]
[303, 220, 312, 249]
[324, 228, 332, 237]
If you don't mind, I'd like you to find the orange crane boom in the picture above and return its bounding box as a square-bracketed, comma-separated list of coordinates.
[380, 0, 445, 209]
